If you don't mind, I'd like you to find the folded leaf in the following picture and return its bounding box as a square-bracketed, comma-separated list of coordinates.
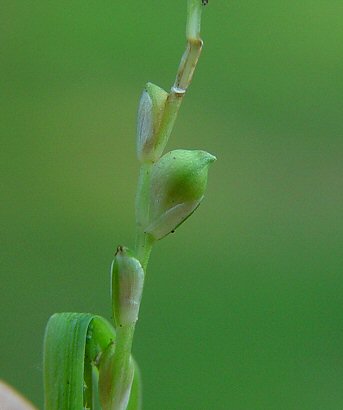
[43, 312, 115, 410]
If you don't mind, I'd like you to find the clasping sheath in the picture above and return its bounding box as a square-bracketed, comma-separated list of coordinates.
[99, 342, 135, 410]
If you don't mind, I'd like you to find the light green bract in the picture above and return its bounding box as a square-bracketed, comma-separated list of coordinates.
[111, 247, 144, 328]
[146, 149, 216, 239]
[137, 83, 168, 162]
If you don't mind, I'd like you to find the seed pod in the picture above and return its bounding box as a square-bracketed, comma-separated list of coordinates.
[111, 246, 144, 327]
[136, 82, 168, 162]
[145, 149, 216, 239]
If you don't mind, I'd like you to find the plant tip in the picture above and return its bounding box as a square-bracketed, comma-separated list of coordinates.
[115, 245, 125, 256]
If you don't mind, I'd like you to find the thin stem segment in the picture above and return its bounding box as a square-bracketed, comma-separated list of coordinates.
[151, 0, 204, 161]
[135, 162, 155, 270]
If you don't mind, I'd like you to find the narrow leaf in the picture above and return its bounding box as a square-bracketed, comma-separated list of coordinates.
[43, 312, 115, 410]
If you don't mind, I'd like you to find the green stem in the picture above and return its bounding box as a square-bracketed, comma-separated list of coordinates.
[173, 38, 202, 92]
[135, 162, 155, 270]
[153, 0, 204, 158]
[135, 163, 152, 231]
[110, 2, 206, 409]
[100, 326, 135, 410]
[92, 367, 102, 410]
[114, 325, 135, 367]
[187, 0, 203, 40]
[113, 325, 135, 398]
[107, 165, 153, 409]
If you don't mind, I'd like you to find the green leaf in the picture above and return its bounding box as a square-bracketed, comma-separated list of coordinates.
[43, 312, 115, 410]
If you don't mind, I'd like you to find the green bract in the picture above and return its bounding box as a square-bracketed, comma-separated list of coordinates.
[145, 149, 216, 240]
[111, 246, 144, 328]
[136, 82, 168, 162]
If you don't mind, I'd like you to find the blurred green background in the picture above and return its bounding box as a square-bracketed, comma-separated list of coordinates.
[1, 1, 343, 409]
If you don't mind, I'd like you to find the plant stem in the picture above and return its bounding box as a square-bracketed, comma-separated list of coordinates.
[152, 0, 204, 159]
[135, 162, 155, 270]
[106, 165, 153, 410]
[112, 325, 135, 404]
[111, 2, 206, 408]
[114, 325, 135, 369]
[102, 326, 135, 410]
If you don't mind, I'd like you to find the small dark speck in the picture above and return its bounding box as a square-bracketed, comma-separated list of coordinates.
[171, 230, 175, 233]
[173, 156, 176, 160]
[202, 0, 208, 5]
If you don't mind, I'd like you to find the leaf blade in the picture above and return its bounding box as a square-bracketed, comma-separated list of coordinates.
[43, 312, 115, 410]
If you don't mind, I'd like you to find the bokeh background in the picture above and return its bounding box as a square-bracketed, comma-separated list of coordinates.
[1, 1, 343, 409]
